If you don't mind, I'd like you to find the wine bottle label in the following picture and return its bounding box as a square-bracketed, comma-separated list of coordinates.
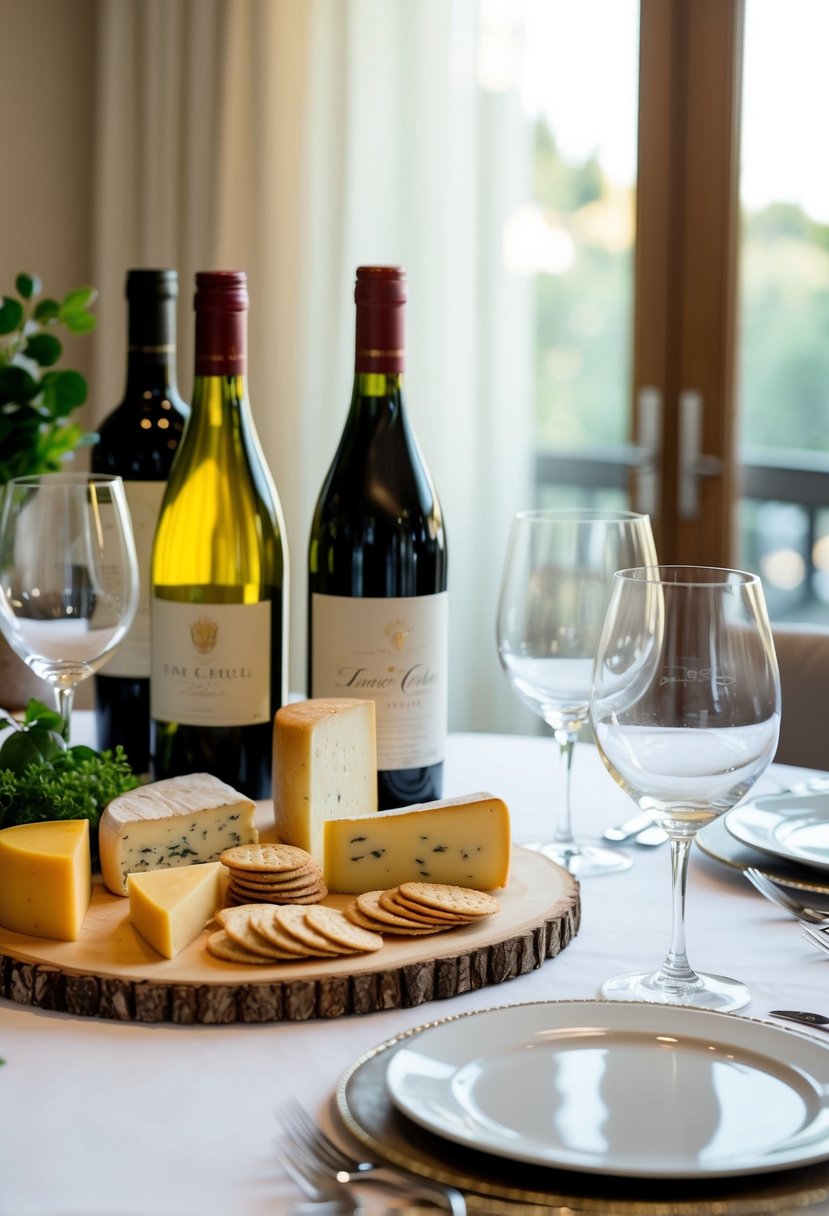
[150, 599, 271, 726]
[311, 591, 448, 770]
[98, 481, 165, 679]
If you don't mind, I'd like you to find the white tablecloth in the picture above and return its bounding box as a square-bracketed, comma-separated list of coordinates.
[1, 726, 827, 1215]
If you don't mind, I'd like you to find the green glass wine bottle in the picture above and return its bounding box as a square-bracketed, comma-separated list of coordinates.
[308, 266, 448, 809]
[150, 271, 288, 798]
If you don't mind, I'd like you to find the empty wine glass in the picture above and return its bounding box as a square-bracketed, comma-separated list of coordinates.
[590, 565, 780, 1011]
[496, 508, 657, 876]
[0, 473, 139, 736]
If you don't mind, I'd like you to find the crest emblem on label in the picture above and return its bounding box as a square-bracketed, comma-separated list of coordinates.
[190, 615, 219, 654]
[384, 619, 410, 651]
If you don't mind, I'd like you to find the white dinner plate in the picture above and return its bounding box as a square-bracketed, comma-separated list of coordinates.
[384, 1000, 829, 1178]
[724, 793, 829, 873]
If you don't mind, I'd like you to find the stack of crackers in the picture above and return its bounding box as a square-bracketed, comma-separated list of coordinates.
[206, 902, 384, 964]
[220, 843, 327, 906]
[344, 882, 500, 936]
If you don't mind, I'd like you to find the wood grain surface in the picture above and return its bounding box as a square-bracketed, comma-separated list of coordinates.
[0, 837, 580, 1024]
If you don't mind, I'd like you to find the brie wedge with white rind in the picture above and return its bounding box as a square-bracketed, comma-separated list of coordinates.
[99, 773, 257, 895]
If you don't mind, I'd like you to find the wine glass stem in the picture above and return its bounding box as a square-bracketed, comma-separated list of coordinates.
[55, 685, 75, 742]
[552, 728, 577, 847]
[660, 835, 696, 983]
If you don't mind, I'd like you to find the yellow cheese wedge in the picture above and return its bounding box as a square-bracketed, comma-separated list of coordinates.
[273, 698, 377, 864]
[127, 861, 224, 959]
[0, 819, 91, 941]
[323, 792, 511, 893]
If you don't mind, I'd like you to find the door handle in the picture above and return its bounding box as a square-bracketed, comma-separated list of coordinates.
[633, 386, 661, 516]
[678, 390, 723, 520]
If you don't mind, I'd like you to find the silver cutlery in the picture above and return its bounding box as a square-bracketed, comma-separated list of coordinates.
[770, 1009, 829, 1031]
[603, 811, 667, 847]
[278, 1100, 467, 1215]
[801, 921, 829, 955]
[743, 867, 829, 924]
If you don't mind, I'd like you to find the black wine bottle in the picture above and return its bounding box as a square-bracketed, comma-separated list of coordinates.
[150, 271, 288, 799]
[308, 266, 448, 809]
[92, 269, 189, 774]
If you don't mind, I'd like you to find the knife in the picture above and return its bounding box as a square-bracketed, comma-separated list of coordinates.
[770, 1010, 829, 1031]
[603, 811, 667, 846]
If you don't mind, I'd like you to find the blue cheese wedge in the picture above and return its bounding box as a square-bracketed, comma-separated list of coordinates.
[323, 792, 511, 893]
[273, 699, 377, 865]
[99, 773, 257, 895]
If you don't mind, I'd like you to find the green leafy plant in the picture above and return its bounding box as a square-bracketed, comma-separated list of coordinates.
[0, 273, 98, 485]
[0, 699, 140, 866]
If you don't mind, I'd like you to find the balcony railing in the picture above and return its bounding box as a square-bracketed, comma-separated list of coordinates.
[535, 442, 829, 623]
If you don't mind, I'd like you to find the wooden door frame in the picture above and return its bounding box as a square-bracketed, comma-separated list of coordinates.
[634, 0, 745, 565]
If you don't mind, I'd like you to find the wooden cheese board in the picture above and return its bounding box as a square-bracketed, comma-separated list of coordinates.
[0, 804, 580, 1024]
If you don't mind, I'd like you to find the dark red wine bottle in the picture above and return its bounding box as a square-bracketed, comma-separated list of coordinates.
[92, 270, 188, 774]
[308, 266, 448, 809]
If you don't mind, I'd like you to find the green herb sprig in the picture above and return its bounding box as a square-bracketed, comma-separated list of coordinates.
[0, 700, 140, 865]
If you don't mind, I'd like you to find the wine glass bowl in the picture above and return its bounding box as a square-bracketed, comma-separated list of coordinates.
[590, 564, 780, 1010]
[496, 507, 657, 876]
[0, 473, 139, 734]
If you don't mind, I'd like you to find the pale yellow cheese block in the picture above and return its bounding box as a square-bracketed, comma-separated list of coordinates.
[323, 792, 511, 894]
[0, 819, 91, 941]
[127, 861, 224, 959]
[99, 773, 257, 895]
[273, 698, 377, 864]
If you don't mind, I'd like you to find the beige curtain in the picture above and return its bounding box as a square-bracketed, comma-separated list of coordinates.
[91, 0, 533, 733]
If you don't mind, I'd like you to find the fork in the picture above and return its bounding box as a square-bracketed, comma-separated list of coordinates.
[801, 922, 829, 954]
[278, 1099, 468, 1215]
[743, 868, 829, 924]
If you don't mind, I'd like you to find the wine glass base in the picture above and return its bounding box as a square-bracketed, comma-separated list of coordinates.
[523, 839, 633, 877]
[601, 968, 751, 1013]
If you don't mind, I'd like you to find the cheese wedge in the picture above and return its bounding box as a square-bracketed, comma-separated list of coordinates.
[323, 792, 511, 893]
[127, 861, 224, 958]
[273, 699, 377, 864]
[99, 773, 257, 895]
[0, 819, 91, 941]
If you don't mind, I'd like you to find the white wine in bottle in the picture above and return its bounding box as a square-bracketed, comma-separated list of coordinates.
[150, 271, 288, 798]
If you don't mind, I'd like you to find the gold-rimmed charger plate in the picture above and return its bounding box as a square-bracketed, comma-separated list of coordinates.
[696, 816, 829, 898]
[335, 999, 829, 1214]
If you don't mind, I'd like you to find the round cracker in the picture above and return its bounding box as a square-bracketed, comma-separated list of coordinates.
[272, 904, 350, 954]
[345, 894, 443, 937]
[304, 904, 384, 953]
[343, 901, 388, 933]
[223, 861, 319, 886]
[355, 889, 438, 930]
[379, 888, 471, 925]
[398, 882, 500, 917]
[206, 929, 277, 965]
[217, 905, 300, 958]
[247, 907, 320, 956]
[219, 843, 313, 873]
[229, 875, 325, 900]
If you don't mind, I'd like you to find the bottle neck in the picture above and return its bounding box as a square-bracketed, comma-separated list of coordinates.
[194, 307, 247, 379]
[125, 295, 180, 395]
[354, 300, 405, 376]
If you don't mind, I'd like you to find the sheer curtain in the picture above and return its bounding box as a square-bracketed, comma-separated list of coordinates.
[91, 0, 533, 734]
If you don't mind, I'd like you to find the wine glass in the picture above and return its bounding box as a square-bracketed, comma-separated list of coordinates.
[496, 507, 657, 876]
[590, 565, 780, 1011]
[0, 473, 139, 736]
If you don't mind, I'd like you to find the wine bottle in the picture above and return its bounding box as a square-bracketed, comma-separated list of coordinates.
[150, 271, 288, 799]
[308, 265, 448, 809]
[92, 269, 189, 774]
